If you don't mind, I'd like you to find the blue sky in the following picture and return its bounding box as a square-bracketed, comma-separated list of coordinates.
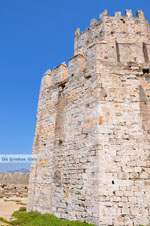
[0, 0, 150, 171]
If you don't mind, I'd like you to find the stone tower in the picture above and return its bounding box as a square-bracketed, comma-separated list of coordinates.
[27, 10, 150, 226]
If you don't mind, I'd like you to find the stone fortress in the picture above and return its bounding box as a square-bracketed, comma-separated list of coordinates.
[27, 9, 150, 226]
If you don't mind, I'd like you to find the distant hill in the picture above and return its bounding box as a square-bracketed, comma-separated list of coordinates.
[0, 169, 29, 185]
[7, 168, 30, 173]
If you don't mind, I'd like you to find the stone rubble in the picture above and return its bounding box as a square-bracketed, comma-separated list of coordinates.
[0, 184, 28, 198]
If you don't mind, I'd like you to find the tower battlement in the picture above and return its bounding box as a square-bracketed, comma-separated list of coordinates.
[74, 10, 150, 64]
[99, 9, 145, 19]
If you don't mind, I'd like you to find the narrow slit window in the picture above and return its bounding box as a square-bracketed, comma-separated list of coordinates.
[143, 68, 150, 82]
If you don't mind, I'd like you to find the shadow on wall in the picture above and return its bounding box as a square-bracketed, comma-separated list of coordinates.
[139, 84, 150, 131]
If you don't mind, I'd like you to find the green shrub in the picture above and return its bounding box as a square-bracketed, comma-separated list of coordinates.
[18, 207, 26, 212]
[0, 208, 95, 226]
[0, 217, 9, 224]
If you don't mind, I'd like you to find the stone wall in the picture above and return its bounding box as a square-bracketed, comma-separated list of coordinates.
[0, 184, 28, 198]
[27, 10, 150, 226]
[96, 62, 150, 225]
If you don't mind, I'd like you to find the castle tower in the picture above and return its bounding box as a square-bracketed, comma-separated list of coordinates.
[27, 10, 150, 226]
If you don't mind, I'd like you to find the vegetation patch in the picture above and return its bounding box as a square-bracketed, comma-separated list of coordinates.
[15, 200, 26, 205]
[0, 207, 95, 226]
[3, 199, 26, 206]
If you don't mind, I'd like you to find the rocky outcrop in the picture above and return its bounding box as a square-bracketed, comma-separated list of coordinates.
[0, 171, 29, 185]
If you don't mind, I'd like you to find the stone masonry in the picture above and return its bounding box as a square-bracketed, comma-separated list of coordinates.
[27, 10, 150, 226]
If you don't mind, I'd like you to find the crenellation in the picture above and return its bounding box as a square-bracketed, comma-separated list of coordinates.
[114, 11, 122, 17]
[90, 18, 97, 26]
[136, 10, 145, 19]
[74, 28, 80, 36]
[41, 69, 52, 90]
[125, 9, 132, 18]
[99, 10, 108, 19]
[52, 62, 68, 86]
[28, 10, 150, 226]
[68, 53, 86, 76]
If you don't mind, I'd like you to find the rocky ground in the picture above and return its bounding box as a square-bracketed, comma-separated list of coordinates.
[0, 184, 28, 225]
[0, 184, 28, 198]
[0, 171, 29, 225]
[0, 195, 27, 220]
